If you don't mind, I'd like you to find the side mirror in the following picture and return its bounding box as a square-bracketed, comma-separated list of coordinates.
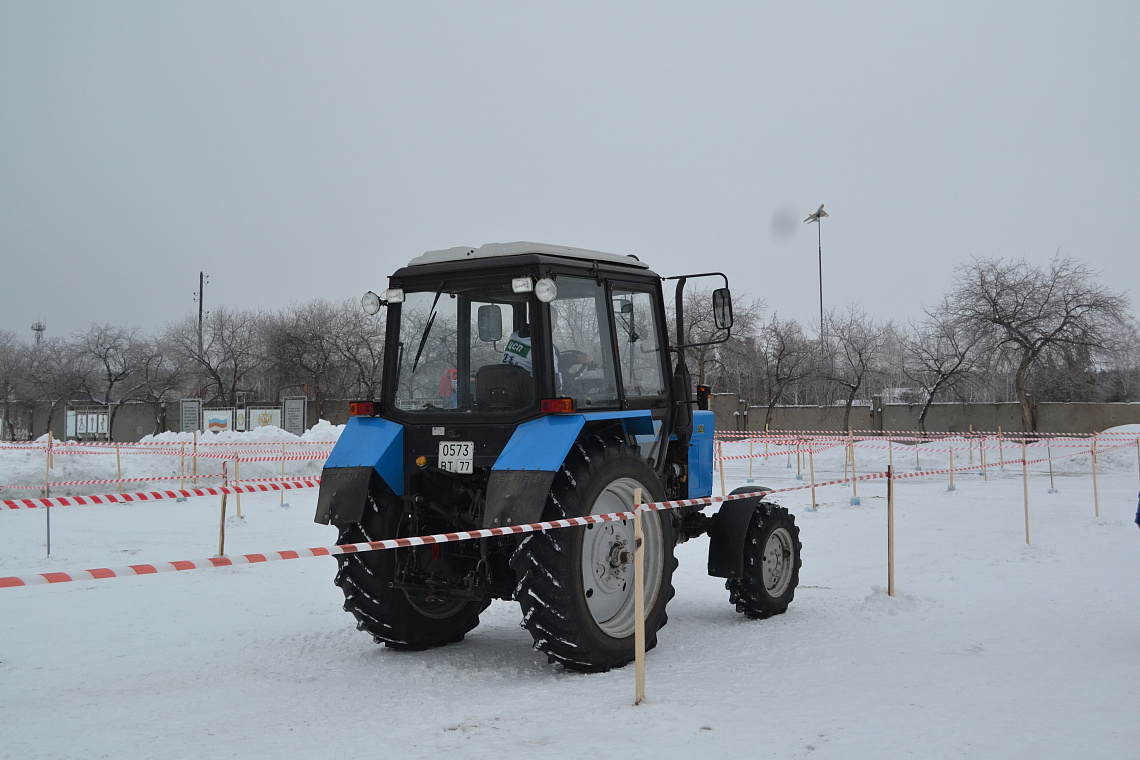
[477, 304, 503, 341]
[713, 288, 733, 330]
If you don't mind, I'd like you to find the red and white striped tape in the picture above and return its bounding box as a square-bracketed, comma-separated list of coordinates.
[0, 479, 885, 589]
[0, 472, 225, 490]
[1, 477, 320, 511]
[3, 434, 1137, 589]
[193, 451, 330, 462]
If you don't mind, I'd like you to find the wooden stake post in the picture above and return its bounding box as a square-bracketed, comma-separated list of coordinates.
[193, 431, 198, 486]
[281, 444, 288, 506]
[808, 443, 818, 510]
[981, 435, 988, 481]
[718, 441, 726, 497]
[217, 462, 229, 556]
[998, 426, 1005, 469]
[1022, 440, 1030, 544]
[887, 465, 895, 597]
[969, 425, 974, 465]
[1091, 434, 1100, 518]
[45, 431, 53, 556]
[1047, 443, 1057, 493]
[948, 447, 955, 491]
[844, 431, 851, 482]
[633, 487, 646, 705]
[234, 456, 243, 519]
[850, 432, 859, 502]
[116, 444, 123, 494]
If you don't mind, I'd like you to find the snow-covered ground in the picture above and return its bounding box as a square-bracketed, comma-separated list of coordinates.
[2, 429, 1139, 759]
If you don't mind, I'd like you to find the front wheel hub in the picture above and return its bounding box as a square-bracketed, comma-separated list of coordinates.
[762, 527, 795, 597]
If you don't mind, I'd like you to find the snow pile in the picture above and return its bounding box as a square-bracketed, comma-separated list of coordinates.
[2, 432, 1139, 757]
[5, 422, 343, 498]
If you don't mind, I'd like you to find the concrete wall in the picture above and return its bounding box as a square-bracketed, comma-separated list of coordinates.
[5, 400, 334, 442]
[709, 393, 1140, 434]
[10, 397, 1138, 441]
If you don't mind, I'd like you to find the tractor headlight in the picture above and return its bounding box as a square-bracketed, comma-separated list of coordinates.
[361, 291, 382, 315]
[534, 277, 557, 303]
[512, 277, 534, 293]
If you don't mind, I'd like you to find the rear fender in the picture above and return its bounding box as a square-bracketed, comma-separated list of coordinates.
[707, 495, 765, 579]
[482, 411, 655, 528]
[314, 416, 403, 525]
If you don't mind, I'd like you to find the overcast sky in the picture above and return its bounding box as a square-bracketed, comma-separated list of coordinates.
[2, 2, 1136, 340]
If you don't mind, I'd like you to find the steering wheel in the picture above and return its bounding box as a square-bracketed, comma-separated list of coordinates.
[559, 349, 592, 380]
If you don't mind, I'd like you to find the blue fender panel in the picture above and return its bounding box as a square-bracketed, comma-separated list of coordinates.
[492, 411, 655, 472]
[687, 410, 715, 498]
[324, 416, 404, 496]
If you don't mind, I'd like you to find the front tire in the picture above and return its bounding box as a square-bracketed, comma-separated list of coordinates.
[510, 436, 676, 672]
[727, 502, 801, 619]
[334, 481, 490, 650]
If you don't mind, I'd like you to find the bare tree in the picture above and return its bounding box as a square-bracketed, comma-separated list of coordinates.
[0, 330, 21, 439]
[669, 286, 765, 387]
[758, 314, 811, 429]
[902, 302, 985, 430]
[74, 323, 155, 439]
[135, 337, 188, 434]
[826, 306, 891, 430]
[19, 337, 85, 434]
[263, 300, 347, 419]
[334, 302, 386, 400]
[165, 307, 264, 407]
[947, 256, 1129, 430]
[1100, 319, 1140, 402]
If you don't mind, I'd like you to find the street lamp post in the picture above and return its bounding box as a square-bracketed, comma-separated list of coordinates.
[804, 204, 829, 340]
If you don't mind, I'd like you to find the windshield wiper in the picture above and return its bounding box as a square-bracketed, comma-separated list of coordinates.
[411, 283, 446, 373]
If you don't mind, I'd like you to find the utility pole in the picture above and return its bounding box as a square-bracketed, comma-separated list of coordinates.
[803, 204, 829, 341]
[194, 272, 209, 362]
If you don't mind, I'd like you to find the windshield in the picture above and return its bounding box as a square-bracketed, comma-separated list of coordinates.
[391, 281, 538, 415]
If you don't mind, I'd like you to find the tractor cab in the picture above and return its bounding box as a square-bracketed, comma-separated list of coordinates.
[347, 242, 680, 480]
[384, 243, 667, 417]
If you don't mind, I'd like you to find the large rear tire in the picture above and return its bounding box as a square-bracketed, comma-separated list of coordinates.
[334, 483, 490, 650]
[726, 501, 801, 619]
[510, 436, 676, 672]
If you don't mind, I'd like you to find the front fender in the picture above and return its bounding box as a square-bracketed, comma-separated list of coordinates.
[707, 495, 765, 579]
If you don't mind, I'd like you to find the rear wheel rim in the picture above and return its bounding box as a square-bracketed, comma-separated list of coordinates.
[579, 477, 664, 638]
[762, 527, 794, 598]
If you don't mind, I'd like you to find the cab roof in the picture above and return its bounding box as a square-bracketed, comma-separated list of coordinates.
[407, 241, 650, 270]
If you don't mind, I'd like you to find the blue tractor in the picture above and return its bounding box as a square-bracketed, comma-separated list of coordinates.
[315, 242, 801, 672]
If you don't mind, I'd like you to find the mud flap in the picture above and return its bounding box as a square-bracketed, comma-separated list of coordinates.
[707, 495, 764, 579]
[483, 470, 557, 528]
[314, 466, 374, 525]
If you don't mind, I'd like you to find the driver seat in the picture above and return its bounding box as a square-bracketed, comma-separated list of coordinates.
[475, 364, 534, 410]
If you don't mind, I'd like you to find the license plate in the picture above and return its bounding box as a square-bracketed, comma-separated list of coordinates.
[437, 441, 474, 473]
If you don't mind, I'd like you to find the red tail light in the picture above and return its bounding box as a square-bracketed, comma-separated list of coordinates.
[541, 398, 575, 414]
[349, 401, 375, 416]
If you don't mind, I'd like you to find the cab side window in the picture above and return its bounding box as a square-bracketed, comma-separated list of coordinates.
[611, 288, 666, 399]
[551, 277, 620, 409]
